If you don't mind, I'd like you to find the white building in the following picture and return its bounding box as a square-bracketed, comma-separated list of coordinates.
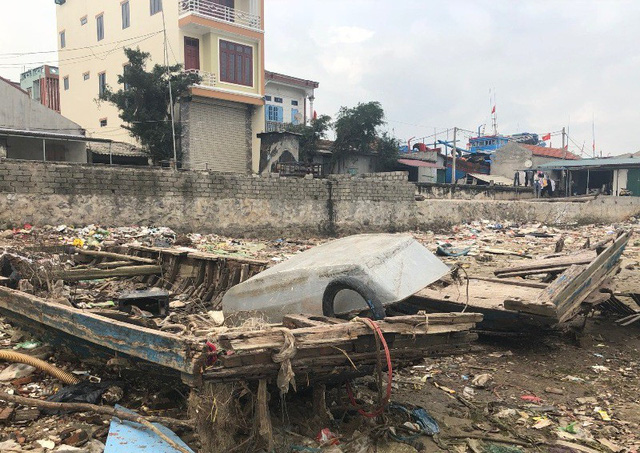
[264, 71, 318, 132]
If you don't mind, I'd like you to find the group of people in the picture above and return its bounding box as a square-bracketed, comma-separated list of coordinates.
[513, 170, 555, 197]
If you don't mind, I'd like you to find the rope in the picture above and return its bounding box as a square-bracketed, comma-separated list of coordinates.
[345, 318, 393, 418]
[271, 327, 297, 395]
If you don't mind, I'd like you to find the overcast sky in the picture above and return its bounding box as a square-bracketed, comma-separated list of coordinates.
[1, 0, 639, 156]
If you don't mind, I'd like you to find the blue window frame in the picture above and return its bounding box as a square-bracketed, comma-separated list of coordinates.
[267, 105, 283, 122]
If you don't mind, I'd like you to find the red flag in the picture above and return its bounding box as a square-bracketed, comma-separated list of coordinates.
[542, 133, 551, 141]
[491, 105, 496, 114]
[313, 110, 317, 120]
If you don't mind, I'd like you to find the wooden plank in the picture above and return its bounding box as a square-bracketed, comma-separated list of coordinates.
[282, 314, 330, 328]
[415, 280, 541, 312]
[496, 266, 572, 278]
[383, 313, 483, 325]
[494, 251, 596, 276]
[71, 248, 156, 264]
[53, 265, 162, 282]
[220, 323, 476, 352]
[187, 251, 269, 266]
[525, 231, 631, 323]
[0, 286, 203, 374]
[471, 277, 548, 289]
[94, 261, 135, 269]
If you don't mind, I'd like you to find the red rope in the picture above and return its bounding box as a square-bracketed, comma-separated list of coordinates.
[345, 318, 393, 418]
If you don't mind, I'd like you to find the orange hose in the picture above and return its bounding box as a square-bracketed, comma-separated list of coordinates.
[0, 350, 79, 385]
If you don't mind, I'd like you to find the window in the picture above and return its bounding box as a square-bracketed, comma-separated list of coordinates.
[291, 109, 300, 125]
[98, 72, 107, 97]
[123, 64, 131, 91]
[264, 95, 272, 101]
[59, 31, 66, 48]
[96, 14, 104, 41]
[100, 118, 108, 127]
[274, 97, 283, 103]
[150, 0, 162, 15]
[121, 1, 130, 29]
[63, 76, 69, 90]
[219, 40, 253, 86]
[291, 100, 298, 106]
[80, 16, 87, 25]
[267, 105, 283, 122]
[83, 72, 90, 81]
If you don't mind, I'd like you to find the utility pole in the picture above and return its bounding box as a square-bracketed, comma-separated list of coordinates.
[161, 7, 178, 170]
[562, 127, 566, 158]
[452, 127, 457, 184]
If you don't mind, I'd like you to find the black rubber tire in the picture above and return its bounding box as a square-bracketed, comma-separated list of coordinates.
[322, 277, 386, 320]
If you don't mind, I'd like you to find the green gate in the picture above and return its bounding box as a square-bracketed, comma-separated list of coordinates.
[627, 169, 640, 196]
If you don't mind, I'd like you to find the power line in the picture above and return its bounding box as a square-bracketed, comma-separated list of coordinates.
[0, 32, 163, 68]
[0, 31, 163, 59]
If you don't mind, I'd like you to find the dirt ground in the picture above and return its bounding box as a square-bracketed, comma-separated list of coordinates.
[0, 220, 638, 452]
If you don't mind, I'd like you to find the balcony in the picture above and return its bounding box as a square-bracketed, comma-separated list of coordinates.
[186, 69, 218, 88]
[179, 0, 262, 32]
[265, 121, 286, 133]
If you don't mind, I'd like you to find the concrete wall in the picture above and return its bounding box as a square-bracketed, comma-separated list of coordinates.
[0, 160, 414, 237]
[491, 142, 558, 181]
[0, 159, 638, 237]
[415, 197, 640, 231]
[416, 182, 535, 200]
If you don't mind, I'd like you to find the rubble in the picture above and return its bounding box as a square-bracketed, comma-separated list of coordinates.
[0, 219, 637, 451]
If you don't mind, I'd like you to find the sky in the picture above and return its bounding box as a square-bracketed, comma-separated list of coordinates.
[2, 0, 640, 156]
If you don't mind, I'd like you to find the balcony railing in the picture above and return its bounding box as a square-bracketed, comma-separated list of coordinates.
[179, 0, 262, 31]
[266, 121, 287, 133]
[186, 69, 217, 88]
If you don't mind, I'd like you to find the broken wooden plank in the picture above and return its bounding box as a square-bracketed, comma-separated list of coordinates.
[0, 286, 203, 375]
[508, 231, 631, 323]
[494, 266, 571, 278]
[470, 277, 548, 289]
[218, 322, 477, 352]
[494, 251, 596, 276]
[71, 248, 156, 264]
[283, 314, 332, 328]
[94, 261, 136, 269]
[53, 265, 162, 282]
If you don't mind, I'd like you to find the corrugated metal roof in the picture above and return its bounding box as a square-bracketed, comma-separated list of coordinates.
[537, 157, 640, 169]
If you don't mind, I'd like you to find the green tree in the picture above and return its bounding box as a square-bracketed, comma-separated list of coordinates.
[287, 114, 332, 162]
[332, 101, 399, 171]
[99, 48, 201, 164]
[375, 132, 401, 172]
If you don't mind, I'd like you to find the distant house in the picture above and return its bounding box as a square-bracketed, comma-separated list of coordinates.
[264, 71, 319, 133]
[536, 157, 640, 196]
[491, 142, 580, 181]
[20, 65, 60, 113]
[0, 76, 109, 162]
[394, 151, 446, 183]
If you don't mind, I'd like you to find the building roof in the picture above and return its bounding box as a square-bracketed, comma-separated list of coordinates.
[265, 71, 319, 89]
[397, 158, 441, 168]
[88, 141, 146, 156]
[0, 127, 111, 143]
[0, 76, 28, 95]
[537, 157, 640, 170]
[520, 144, 580, 160]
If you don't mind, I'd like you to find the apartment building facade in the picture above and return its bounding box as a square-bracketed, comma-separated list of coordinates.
[55, 0, 266, 173]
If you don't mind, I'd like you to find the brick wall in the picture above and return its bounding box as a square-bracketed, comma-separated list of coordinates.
[0, 160, 415, 237]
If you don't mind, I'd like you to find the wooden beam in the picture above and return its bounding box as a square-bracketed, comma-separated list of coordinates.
[53, 265, 162, 282]
[71, 248, 156, 264]
[494, 251, 596, 276]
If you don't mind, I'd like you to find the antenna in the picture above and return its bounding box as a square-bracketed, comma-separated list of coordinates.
[491, 89, 498, 135]
[592, 113, 596, 158]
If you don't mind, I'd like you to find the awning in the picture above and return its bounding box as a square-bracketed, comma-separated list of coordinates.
[397, 158, 440, 168]
[468, 173, 513, 186]
[0, 127, 112, 144]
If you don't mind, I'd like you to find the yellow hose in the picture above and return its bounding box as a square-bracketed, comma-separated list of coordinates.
[0, 350, 79, 385]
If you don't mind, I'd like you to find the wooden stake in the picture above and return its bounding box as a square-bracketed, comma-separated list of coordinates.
[256, 379, 273, 451]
